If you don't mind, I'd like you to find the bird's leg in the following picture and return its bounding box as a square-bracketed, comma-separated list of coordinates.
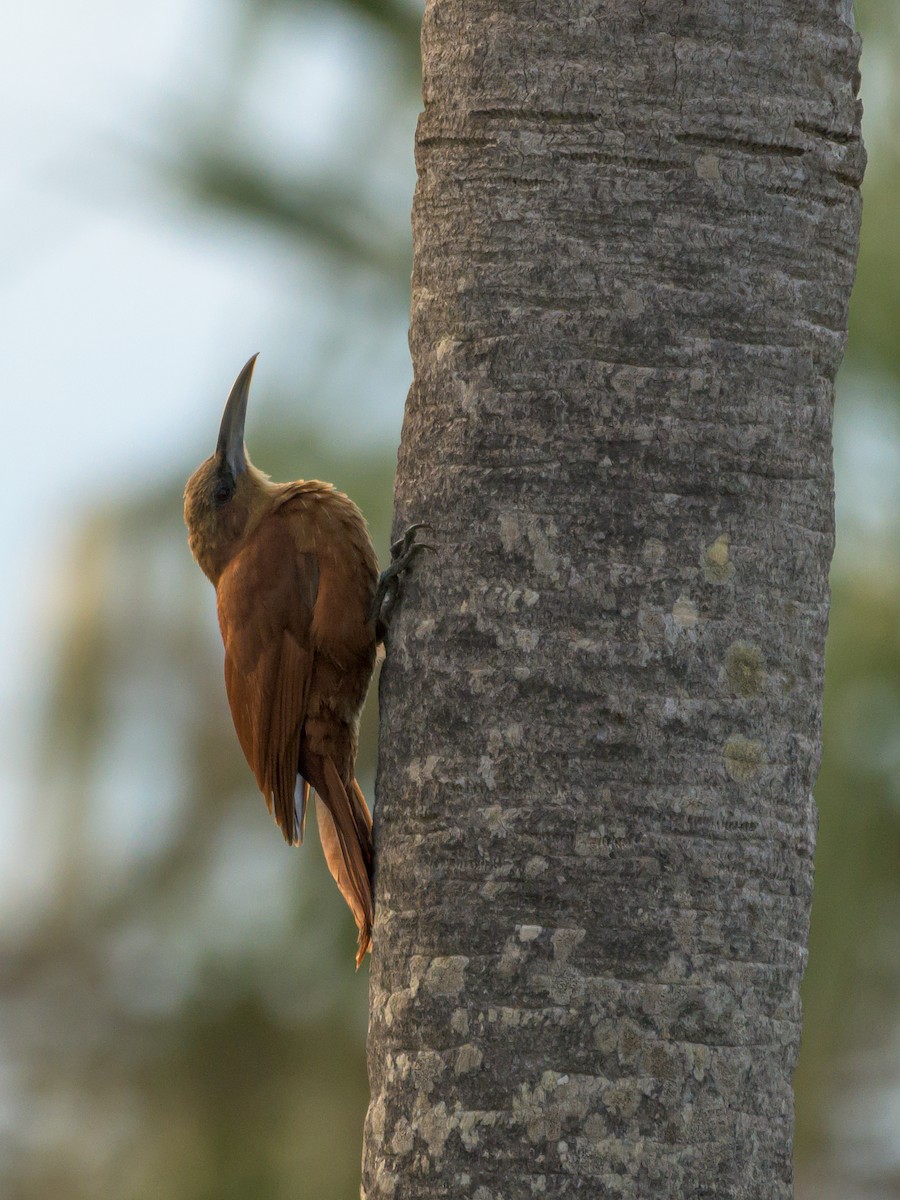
[371, 523, 435, 641]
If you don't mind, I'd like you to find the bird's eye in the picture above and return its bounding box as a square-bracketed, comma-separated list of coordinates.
[214, 482, 233, 505]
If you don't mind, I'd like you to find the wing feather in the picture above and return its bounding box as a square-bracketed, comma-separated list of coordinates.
[218, 517, 318, 845]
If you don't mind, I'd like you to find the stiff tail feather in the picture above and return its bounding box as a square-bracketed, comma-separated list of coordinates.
[313, 757, 374, 966]
[295, 778, 311, 843]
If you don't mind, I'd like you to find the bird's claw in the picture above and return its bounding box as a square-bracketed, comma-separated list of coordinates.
[389, 522, 433, 561]
[371, 523, 436, 636]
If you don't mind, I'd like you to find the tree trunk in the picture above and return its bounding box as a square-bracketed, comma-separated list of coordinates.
[363, 2, 864, 1197]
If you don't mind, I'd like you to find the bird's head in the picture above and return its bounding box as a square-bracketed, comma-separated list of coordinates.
[184, 354, 274, 584]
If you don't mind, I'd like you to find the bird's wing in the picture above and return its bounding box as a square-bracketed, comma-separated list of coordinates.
[217, 514, 318, 845]
[217, 497, 375, 960]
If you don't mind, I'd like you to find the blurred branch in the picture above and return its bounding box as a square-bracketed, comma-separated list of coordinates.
[176, 148, 411, 280]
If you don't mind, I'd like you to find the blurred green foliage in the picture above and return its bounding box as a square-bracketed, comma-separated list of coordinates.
[1, 1, 896, 1198]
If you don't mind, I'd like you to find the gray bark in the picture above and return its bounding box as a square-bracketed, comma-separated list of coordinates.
[364, 2, 864, 1197]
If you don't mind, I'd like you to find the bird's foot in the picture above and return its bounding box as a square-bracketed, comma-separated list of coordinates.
[371, 523, 435, 639]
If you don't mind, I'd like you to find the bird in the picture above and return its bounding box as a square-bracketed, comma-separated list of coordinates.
[183, 354, 429, 966]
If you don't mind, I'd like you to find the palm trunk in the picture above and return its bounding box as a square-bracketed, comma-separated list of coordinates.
[363, 2, 864, 1196]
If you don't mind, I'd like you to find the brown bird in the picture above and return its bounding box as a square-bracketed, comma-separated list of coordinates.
[183, 354, 428, 965]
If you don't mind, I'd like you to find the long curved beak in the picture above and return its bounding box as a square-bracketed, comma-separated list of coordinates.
[216, 353, 259, 476]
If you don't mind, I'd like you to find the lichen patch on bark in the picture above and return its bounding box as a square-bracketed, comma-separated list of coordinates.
[695, 152, 722, 180]
[454, 1044, 483, 1074]
[423, 956, 469, 997]
[726, 641, 766, 696]
[724, 734, 767, 782]
[672, 595, 700, 629]
[702, 533, 736, 584]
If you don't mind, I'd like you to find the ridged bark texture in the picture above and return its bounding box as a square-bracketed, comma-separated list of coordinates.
[364, 2, 864, 1197]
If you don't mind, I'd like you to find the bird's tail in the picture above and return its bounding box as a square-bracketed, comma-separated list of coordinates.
[309, 755, 374, 967]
